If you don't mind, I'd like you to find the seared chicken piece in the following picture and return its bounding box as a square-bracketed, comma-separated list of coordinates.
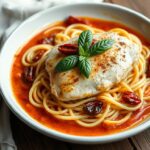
[46, 32, 141, 101]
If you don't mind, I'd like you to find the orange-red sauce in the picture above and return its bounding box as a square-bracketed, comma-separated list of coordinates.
[11, 17, 150, 136]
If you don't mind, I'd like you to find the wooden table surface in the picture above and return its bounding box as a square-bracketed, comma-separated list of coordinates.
[10, 0, 150, 150]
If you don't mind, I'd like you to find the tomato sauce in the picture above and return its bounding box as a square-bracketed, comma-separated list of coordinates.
[11, 17, 150, 136]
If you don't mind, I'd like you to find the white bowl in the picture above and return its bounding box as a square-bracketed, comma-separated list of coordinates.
[0, 2, 150, 144]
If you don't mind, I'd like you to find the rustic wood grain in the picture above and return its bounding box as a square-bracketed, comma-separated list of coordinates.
[107, 0, 150, 18]
[10, 0, 150, 150]
[131, 131, 150, 150]
[69, 140, 133, 150]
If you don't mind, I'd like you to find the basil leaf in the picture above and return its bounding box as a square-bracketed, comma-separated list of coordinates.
[55, 55, 78, 72]
[79, 45, 90, 57]
[84, 42, 90, 51]
[78, 56, 91, 78]
[79, 45, 85, 56]
[90, 39, 115, 56]
[78, 30, 93, 50]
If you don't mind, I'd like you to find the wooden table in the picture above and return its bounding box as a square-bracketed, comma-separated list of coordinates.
[10, 0, 150, 150]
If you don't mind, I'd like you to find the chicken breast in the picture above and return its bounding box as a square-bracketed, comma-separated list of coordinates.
[46, 32, 141, 101]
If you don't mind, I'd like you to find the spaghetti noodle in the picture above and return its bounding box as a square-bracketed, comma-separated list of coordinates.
[20, 21, 150, 128]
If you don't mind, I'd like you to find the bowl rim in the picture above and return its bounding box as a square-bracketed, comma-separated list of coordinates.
[0, 2, 150, 144]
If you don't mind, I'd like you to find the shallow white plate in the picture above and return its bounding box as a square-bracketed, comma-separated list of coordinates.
[0, 2, 150, 144]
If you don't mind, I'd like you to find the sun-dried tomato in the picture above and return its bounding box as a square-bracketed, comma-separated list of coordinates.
[58, 44, 78, 55]
[146, 56, 150, 78]
[122, 91, 141, 105]
[22, 66, 35, 83]
[83, 100, 103, 116]
[38, 34, 55, 45]
[65, 16, 89, 25]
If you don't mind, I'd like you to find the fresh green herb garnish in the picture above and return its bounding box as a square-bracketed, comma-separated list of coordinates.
[78, 56, 91, 78]
[78, 30, 93, 50]
[55, 30, 115, 78]
[90, 39, 115, 56]
[55, 55, 78, 72]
